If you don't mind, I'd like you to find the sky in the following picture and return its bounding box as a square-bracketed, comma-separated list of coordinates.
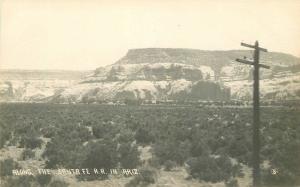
[0, 0, 300, 70]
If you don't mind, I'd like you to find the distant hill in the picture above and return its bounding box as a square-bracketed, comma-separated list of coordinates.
[0, 69, 90, 80]
[115, 48, 300, 70]
[1, 48, 300, 103]
[53, 48, 300, 103]
[0, 70, 91, 102]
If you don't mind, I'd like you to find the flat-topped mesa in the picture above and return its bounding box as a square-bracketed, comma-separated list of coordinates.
[115, 48, 300, 69]
[116, 48, 221, 66]
[2, 48, 300, 103]
[125, 48, 203, 58]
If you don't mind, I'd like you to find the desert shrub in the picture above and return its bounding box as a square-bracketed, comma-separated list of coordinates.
[58, 124, 92, 142]
[36, 174, 52, 187]
[92, 124, 104, 138]
[187, 154, 236, 183]
[117, 129, 135, 143]
[78, 139, 118, 180]
[261, 119, 300, 187]
[227, 136, 251, 165]
[41, 126, 58, 138]
[0, 126, 11, 148]
[187, 155, 218, 182]
[135, 127, 154, 145]
[167, 125, 191, 142]
[262, 141, 300, 187]
[0, 137, 5, 148]
[164, 160, 176, 171]
[190, 141, 210, 157]
[7, 136, 19, 146]
[125, 167, 156, 187]
[43, 135, 85, 168]
[74, 125, 92, 142]
[19, 136, 43, 149]
[0, 102, 299, 186]
[43, 122, 117, 168]
[21, 149, 35, 160]
[125, 118, 140, 131]
[154, 139, 191, 165]
[2, 176, 37, 187]
[49, 180, 69, 187]
[207, 136, 227, 154]
[225, 179, 239, 187]
[0, 158, 20, 177]
[119, 143, 140, 169]
[42, 122, 96, 169]
[92, 122, 119, 139]
[148, 156, 162, 169]
[83, 140, 118, 169]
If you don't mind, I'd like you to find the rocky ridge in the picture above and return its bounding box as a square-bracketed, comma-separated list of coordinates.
[1, 48, 300, 103]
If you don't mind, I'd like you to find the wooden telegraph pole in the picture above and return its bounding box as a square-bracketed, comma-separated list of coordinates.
[236, 41, 269, 187]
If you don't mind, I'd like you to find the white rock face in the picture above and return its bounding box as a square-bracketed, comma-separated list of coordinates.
[55, 78, 230, 103]
[1, 49, 300, 103]
[0, 70, 89, 102]
[57, 80, 191, 102]
[88, 63, 207, 82]
[224, 72, 300, 100]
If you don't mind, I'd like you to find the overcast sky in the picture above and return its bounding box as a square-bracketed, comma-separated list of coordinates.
[1, 0, 300, 70]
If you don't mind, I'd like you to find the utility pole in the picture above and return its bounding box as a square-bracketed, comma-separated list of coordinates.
[236, 41, 269, 187]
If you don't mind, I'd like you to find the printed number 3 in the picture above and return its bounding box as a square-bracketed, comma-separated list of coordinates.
[271, 169, 278, 175]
